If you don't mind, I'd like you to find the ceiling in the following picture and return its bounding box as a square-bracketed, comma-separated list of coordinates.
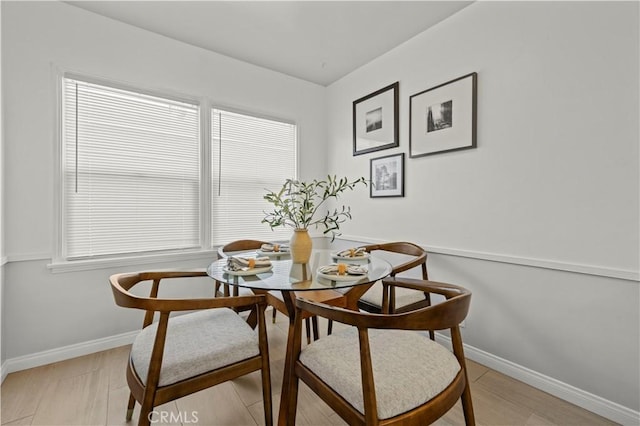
[66, 1, 473, 86]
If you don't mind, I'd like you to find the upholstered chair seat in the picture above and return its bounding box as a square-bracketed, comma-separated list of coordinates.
[131, 308, 260, 387]
[299, 328, 460, 419]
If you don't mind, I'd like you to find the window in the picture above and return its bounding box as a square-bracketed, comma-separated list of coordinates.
[211, 109, 296, 245]
[58, 76, 296, 263]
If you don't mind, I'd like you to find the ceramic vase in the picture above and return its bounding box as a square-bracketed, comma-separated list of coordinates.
[290, 228, 312, 264]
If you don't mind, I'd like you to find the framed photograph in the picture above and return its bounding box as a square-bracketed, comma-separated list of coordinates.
[370, 153, 404, 198]
[409, 72, 477, 158]
[353, 82, 399, 156]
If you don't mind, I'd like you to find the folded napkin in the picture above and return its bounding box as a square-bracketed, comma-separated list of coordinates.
[317, 264, 367, 276]
[260, 243, 290, 253]
[336, 247, 367, 258]
[226, 256, 271, 271]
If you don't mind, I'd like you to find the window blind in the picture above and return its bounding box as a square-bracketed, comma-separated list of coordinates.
[211, 108, 296, 245]
[62, 78, 200, 259]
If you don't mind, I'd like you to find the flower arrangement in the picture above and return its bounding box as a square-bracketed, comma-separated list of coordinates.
[262, 175, 367, 241]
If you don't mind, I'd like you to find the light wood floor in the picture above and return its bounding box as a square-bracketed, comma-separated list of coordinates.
[1, 312, 617, 426]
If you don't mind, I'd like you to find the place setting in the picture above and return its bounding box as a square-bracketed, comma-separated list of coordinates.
[255, 242, 291, 258]
[316, 262, 368, 282]
[331, 246, 370, 262]
[224, 255, 273, 276]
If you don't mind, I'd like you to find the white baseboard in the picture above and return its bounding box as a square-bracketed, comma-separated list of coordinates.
[1, 361, 8, 383]
[435, 333, 640, 426]
[1, 329, 637, 425]
[0, 330, 137, 383]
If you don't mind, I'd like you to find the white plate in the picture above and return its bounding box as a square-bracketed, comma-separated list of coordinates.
[316, 269, 367, 282]
[331, 252, 370, 261]
[223, 265, 273, 276]
[256, 250, 290, 257]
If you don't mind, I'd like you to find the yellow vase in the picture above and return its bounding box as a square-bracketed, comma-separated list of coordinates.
[290, 228, 312, 264]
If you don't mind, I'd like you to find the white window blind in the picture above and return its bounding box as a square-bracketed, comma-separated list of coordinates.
[62, 78, 200, 259]
[211, 108, 296, 245]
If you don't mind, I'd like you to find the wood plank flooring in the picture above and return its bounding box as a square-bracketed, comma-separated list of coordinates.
[1, 312, 617, 425]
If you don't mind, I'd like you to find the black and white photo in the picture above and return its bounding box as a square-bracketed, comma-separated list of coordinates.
[410, 73, 477, 157]
[366, 107, 383, 132]
[353, 82, 399, 155]
[427, 99, 453, 132]
[370, 153, 404, 198]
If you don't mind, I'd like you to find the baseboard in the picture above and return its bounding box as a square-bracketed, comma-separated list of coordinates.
[435, 333, 640, 426]
[0, 330, 138, 383]
[1, 360, 8, 383]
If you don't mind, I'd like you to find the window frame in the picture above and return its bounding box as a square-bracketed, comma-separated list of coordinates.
[49, 71, 298, 272]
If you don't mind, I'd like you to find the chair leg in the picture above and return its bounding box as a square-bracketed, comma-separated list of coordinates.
[258, 306, 273, 426]
[461, 379, 476, 426]
[126, 392, 136, 421]
[138, 403, 152, 426]
[425, 293, 435, 340]
[327, 319, 333, 335]
[285, 373, 301, 426]
[311, 316, 319, 341]
[272, 307, 277, 323]
[305, 318, 311, 344]
[451, 326, 475, 425]
[260, 362, 273, 426]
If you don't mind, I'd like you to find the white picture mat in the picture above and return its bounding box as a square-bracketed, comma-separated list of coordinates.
[355, 89, 396, 151]
[371, 154, 404, 197]
[410, 75, 474, 156]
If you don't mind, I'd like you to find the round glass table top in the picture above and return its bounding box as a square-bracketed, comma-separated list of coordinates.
[207, 248, 392, 292]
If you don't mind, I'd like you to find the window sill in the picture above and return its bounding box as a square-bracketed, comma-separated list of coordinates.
[47, 249, 218, 273]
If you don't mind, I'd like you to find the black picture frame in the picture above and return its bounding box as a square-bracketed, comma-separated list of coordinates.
[353, 82, 399, 156]
[370, 153, 404, 198]
[409, 73, 477, 158]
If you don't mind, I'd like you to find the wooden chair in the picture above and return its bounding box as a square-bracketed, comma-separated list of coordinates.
[217, 239, 347, 343]
[283, 277, 474, 426]
[110, 270, 272, 426]
[215, 239, 269, 299]
[331, 242, 433, 339]
[356, 242, 430, 314]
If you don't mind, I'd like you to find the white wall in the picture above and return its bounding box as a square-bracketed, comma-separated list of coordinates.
[1, 1, 325, 361]
[327, 0, 639, 419]
[0, 0, 5, 368]
[2, 0, 639, 423]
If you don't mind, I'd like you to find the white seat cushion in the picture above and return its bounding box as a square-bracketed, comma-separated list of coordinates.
[359, 281, 427, 309]
[299, 328, 460, 420]
[131, 308, 259, 387]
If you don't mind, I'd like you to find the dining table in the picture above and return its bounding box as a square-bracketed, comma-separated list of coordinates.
[207, 247, 392, 425]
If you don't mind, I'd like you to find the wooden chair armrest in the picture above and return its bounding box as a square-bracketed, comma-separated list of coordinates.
[296, 280, 470, 331]
[113, 270, 208, 292]
[361, 242, 427, 275]
[125, 294, 267, 313]
[382, 277, 469, 299]
[388, 252, 427, 275]
[110, 271, 266, 313]
[139, 270, 208, 280]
